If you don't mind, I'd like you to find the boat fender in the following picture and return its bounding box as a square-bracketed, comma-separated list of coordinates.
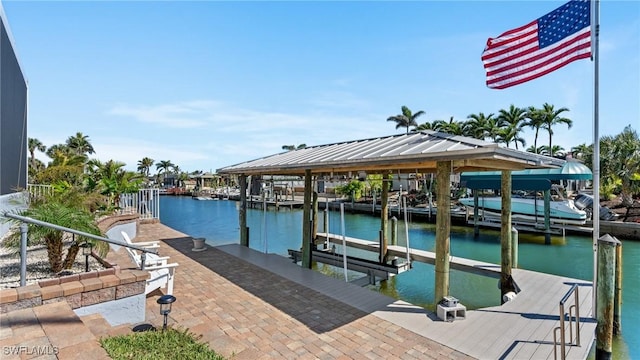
[502, 291, 517, 303]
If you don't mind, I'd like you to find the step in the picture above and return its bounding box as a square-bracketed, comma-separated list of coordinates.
[1, 301, 110, 360]
[80, 313, 132, 338]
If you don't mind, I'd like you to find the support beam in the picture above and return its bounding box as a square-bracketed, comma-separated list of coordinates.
[239, 175, 248, 247]
[434, 161, 451, 305]
[544, 189, 551, 245]
[500, 170, 515, 302]
[312, 190, 319, 241]
[380, 173, 390, 263]
[302, 169, 312, 269]
[473, 189, 479, 237]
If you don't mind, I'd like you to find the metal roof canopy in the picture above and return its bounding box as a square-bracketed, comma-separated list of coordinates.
[460, 160, 592, 190]
[217, 132, 565, 176]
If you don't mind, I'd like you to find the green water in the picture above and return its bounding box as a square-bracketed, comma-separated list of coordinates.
[160, 196, 639, 358]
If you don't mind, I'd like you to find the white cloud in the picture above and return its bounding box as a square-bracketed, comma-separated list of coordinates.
[108, 100, 223, 128]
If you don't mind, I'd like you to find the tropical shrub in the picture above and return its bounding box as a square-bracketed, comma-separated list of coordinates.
[335, 180, 366, 201]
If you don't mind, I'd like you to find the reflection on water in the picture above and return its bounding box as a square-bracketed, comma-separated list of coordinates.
[161, 196, 637, 359]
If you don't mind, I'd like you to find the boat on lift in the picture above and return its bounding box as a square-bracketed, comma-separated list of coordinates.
[458, 185, 588, 225]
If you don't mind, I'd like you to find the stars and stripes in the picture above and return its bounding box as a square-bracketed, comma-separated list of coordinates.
[482, 0, 592, 90]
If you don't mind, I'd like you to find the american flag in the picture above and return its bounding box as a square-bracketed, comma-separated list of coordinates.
[482, 0, 592, 90]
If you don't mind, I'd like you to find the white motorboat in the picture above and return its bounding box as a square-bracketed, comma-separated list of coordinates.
[459, 185, 588, 225]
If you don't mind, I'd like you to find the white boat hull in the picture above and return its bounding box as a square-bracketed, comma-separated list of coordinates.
[459, 196, 587, 225]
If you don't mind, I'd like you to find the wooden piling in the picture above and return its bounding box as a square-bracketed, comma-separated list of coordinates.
[614, 241, 623, 335]
[473, 189, 479, 238]
[500, 170, 515, 302]
[434, 161, 451, 305]
[312, 190, 318, 242]
[302, 170, 312, 269]
[239, 175, 248, 247]
[596, 234, 621, 360]
[380, 173, 389, 252]
[544, 189, 551, 245]
[391, 216, 397, 246]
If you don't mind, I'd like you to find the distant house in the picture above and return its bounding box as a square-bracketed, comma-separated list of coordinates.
[162, 174, 178, 188]
[0, 4, 28, 196]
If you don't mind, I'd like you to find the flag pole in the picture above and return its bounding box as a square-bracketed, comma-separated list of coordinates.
[591, 0, 600, 314]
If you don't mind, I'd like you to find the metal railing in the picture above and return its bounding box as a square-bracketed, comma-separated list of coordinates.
[117, 188, 160, 219]
[553, 284, 581, 360]
[2, 212, 158, 287]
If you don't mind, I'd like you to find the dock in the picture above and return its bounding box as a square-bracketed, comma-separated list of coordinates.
[247, 196, 305, 210]
[286, 232, 597, 359]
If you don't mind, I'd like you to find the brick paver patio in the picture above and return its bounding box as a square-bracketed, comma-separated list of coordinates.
[130, 222, 473, 359]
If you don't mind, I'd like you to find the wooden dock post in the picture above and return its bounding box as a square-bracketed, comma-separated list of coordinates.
[391, 217, 397, 246]
[434, 161, 451, 304]
[544, 189, 551, 245]
[239, 175, 248, 247]
[596, 234, 621, 360]
[312, 190, 318, 242]
[473, 189, 479, 238]
[511, 226, 518, 269]
[380, 173, 389, 255]
[302, 169, 312, 269]
[614, 240, 623, 335]
[500, 170, 515, 302]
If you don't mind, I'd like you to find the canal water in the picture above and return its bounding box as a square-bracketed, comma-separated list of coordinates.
[160, 196, 638, 359]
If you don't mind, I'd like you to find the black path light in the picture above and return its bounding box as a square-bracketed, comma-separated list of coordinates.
[157, 294, 177, 330]
[81, 241, 93, 272]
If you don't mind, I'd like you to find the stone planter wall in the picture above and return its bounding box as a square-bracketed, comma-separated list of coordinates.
[0, 267, 149, 318]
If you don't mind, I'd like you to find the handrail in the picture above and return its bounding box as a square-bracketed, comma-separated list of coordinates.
[554, 283, 581, 360]
[2, 212, 159, 286]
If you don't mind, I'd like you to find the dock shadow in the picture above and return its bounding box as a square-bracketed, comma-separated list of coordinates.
[160, 237, 384, 334]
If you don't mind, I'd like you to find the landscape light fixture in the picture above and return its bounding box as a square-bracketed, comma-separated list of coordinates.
[81, 242, 93, 272]
[157, 294, 177, 330]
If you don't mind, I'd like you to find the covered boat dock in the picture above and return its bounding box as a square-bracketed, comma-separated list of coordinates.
[217, 131, 597, 359]
[217, 131, 566, 305]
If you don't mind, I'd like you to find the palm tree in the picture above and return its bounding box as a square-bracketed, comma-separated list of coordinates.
[497, 105, 527, 150]
[155, 160, 175, 186]
[570, 143, 591, 161]
[87, 159, 142, 208]
[601, 126, 640, 211]
[3, 191, 107, 273]
[540, 145, 566, 158]
[156, 160, 175, 175]
[387, 106, 426, 134]
[66, 132, 95, 156]
[437, 117, 469, 136]
[465, 113, 496, 140]
[28, 138, 46, 169]
[281, 144, 307, 151]
[525, 106, 545, 153]
[137, 157, 154, 177]
[538, 103, 572, 157]
[526, 145, 546, 154]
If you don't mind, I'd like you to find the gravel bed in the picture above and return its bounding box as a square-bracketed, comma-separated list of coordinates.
[0, 235, 106, 289]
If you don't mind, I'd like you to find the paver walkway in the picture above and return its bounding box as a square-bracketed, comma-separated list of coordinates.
[132, 222, 472, 359]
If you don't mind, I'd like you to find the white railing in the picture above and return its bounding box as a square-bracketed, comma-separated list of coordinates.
[117, 189, 160, 220]
[26, 184, 53, 200]
[25, 185, 160, 220]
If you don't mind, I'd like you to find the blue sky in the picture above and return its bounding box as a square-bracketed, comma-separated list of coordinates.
[3, 1, 639, 174]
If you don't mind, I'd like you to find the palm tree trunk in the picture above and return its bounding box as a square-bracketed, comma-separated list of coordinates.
[62, 244, 80, 270]
[46, 234, 64, 273]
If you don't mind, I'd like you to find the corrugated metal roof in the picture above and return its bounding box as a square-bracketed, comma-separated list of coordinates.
[217, 131, 565, 176]
[461, 160, 592, 182]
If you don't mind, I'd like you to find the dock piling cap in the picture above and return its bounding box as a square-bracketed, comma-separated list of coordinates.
[598, 233, 621, 246]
